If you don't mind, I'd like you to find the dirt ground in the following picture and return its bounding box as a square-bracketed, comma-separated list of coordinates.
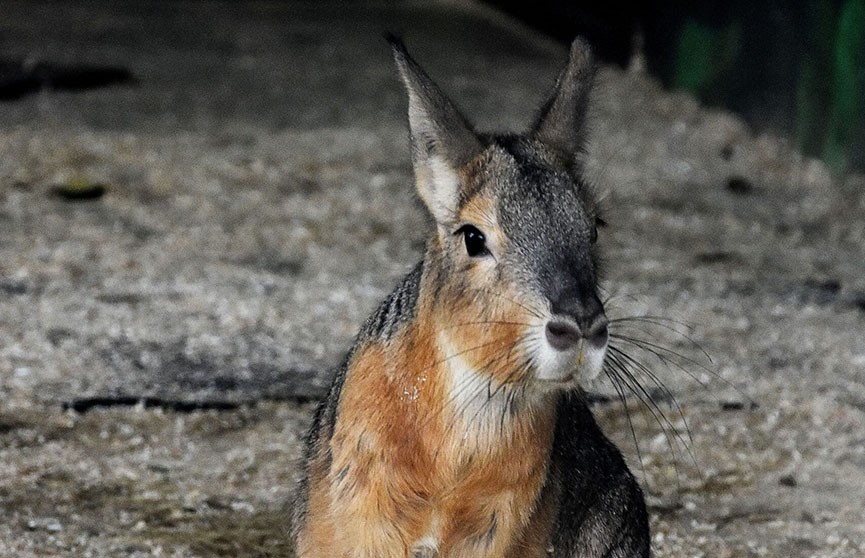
[1, 1, 864, 556]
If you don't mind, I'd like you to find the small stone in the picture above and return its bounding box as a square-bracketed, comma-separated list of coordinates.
[726, 175, 754, 195]
[204, 495, 233, 510]
[146, 462, 171, 474]
[0, 280, 28, 296]
[779, 474, 797, 487]
[51, 179, 107, 201]
[798, 279, 842, 305]
[694, 251, 737, 265]
[229, 500, 255, 513]
[26, 518, 63, 532]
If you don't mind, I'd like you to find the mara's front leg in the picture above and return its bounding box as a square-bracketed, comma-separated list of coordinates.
[297, 449, 430, 558]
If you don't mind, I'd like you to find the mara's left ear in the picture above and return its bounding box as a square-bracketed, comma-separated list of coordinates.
[532, 38, 597, 168]
[388, 35, 482, 225]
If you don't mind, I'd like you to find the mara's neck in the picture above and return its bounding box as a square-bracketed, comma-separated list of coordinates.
[391, 272, 557, 462]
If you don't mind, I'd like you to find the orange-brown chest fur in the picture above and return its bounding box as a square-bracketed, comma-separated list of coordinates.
[299, 294, 559, 558]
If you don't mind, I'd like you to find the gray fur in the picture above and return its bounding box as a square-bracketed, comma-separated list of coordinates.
[491, 135, 604, 328]
[388, 34, 481, 169]
[548, 391, 650, 557]
[362, 261, 424, 341]
[532, 37, 597, 169]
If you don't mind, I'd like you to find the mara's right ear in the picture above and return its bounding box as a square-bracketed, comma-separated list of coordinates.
[532, 38, 597, 168]
[388, 35, 482, 225]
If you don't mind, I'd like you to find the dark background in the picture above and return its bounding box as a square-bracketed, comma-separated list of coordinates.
[2, 1, 863, 173]
[488, 0, 865, 174]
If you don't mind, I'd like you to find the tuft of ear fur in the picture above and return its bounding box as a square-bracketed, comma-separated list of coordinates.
[387, 34, 481, 225]
[532, 38, 597, 168]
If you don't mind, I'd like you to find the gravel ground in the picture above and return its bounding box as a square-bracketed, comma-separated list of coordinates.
[1, 1, 864, 556]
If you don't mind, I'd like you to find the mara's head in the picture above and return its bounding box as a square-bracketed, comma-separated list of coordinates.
[391, 37, 606, 395]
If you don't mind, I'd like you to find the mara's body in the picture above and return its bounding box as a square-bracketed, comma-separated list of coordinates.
[292, 38, 650, 558]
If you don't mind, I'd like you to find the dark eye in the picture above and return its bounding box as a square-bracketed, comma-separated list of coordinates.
[455, 225, 488, 257]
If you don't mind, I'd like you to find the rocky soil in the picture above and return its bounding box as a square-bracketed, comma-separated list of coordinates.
[1, 1, 864, 556]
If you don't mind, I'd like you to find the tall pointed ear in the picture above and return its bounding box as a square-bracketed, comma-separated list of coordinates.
[388, 35, 482, 225]
[532, 38, 597, 166]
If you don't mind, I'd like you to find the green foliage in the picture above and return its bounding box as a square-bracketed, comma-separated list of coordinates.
[673, 19, 741, 103]
[823, 0, 865, 173]
[673, 21, 716, 93]
[795, 0, 837, 157]
[669, 2, 864, 175]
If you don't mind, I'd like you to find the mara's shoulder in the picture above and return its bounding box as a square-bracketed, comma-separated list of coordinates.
[358, 260, 424, 342]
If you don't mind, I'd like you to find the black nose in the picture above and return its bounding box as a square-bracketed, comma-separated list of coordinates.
[547, 285, 608, 349]
[545, 313, 608, 352]
[546, 321, 581, 351]
[550, 288, 603, 327]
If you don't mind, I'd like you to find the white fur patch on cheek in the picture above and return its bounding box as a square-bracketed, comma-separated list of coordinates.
[440, 332, 488, 413]
[437, 332, 522, 444]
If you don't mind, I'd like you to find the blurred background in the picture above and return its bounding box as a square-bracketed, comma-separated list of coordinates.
[4, 0, 863, 173]
[489, 0, 865, 174]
